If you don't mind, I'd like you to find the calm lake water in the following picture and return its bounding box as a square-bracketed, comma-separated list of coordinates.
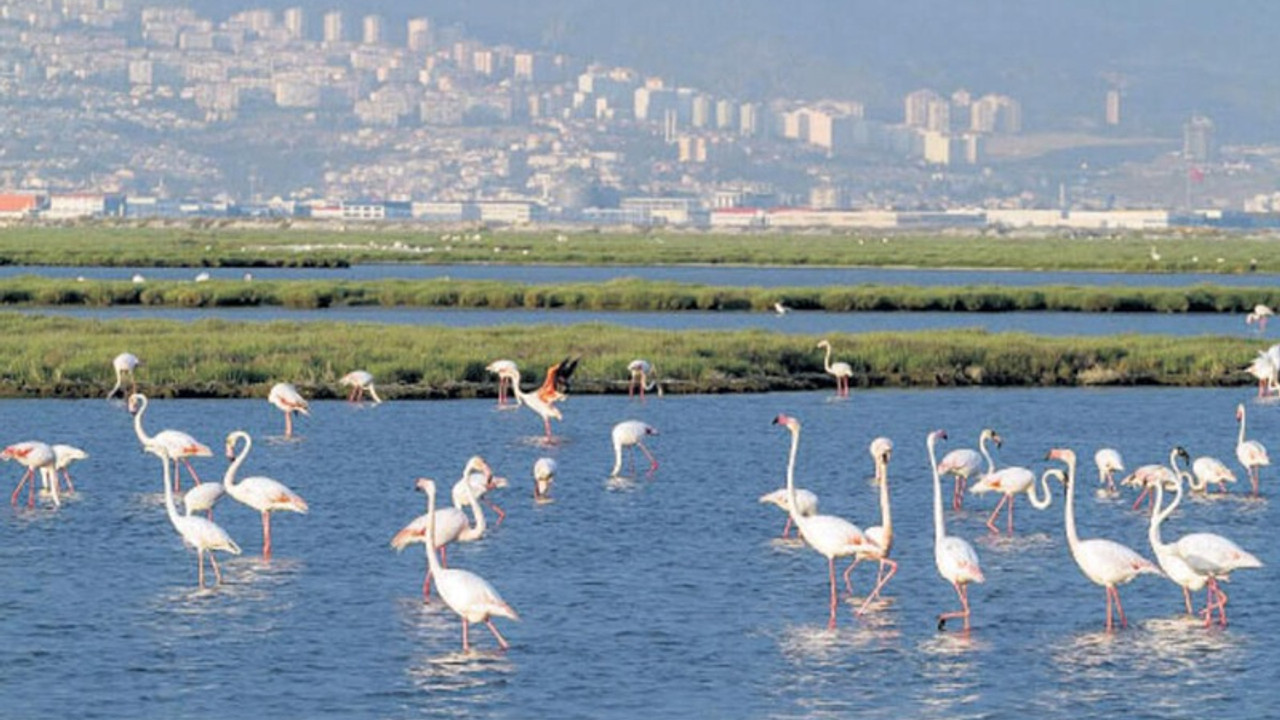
[9, 306, 1269, 338]
[4, 263, 1280, 287]
[0, 389, 1275, 718]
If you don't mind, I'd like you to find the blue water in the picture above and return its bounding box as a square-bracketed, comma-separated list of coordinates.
[8, 306, 1272, 339]
[4, 263, 1280, 287]
[0, 389, 1275, 718]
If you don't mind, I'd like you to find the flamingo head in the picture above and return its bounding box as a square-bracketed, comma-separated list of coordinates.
[464, 455, 491, 478]
[1045, 447, 1077, 469]
[928, 429, 948, 444]
[816, 340, 830, 350]
[772, 413, 799, 431]
[224, 435, 237, 460]
[414, 477, 437, 496]
[127, 393, 144, 414]
[1235, 404, 1245, 422]
[1173, 446, 1190, 463]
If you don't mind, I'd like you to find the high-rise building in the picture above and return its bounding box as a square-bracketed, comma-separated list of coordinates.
[407, 18, 431, 52]
[322, 11, 343, 44]
[970, 94, 1022, 133]
[362, 15, 383, 45]
[1105, 89, 1121, 126]
[1183, 114, 1215, 161]
[904, 88, 944, 127]
[283, 7, 303, 40]
[715, 99, 737, 130]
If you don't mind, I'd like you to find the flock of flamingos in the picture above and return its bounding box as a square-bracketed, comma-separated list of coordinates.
[1, 335, 1274, 652]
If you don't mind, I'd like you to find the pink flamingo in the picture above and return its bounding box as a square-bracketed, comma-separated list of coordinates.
[816, 340, 854, 398]
[339, 370, 382, 404]
[1094, 448, 1125, 495]
[50, 444, 88, 495]
[1245, 304, 1274, 333]
[969, 445, 1053, 535]
[107, 352, 140, 400]
[1235, 403, 1270, 495]
[156, 446, 240, 588]
[451, 456, 507, 525]
[392, 475, 489, 601]
[759, 487, 818, 539]
[268, 383, 310, 438]
[1046, 448, 1163, 632]
[486, 359, 518, 407]
[129, 393, 212, 492]
[774, 413, 868, 629]
[499, 366, 562, 440]
[627, 359, 658, 400]
[926, 430, 985, 631]
[610, 420, 659, 477]
[3, 441, 58, 508]
[937, 428, 999, 511]
[843, 436, 898, 614]
[223, 431, 309, 560]
[532, 457, 557, 501]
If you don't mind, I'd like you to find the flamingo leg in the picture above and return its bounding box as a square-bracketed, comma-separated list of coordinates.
[985, 495, 1007, 534]
[262, 510, 272, 560]
[542, 416, 552, 440]
[284, 410, 294, 438]
[462, 619, 471, 652]
[639, 374, 646, 401]
[842, 556, 863, 596]
[638, 442, 659, 474]
[210, 551, 223, 585]
[1007, 494, 1016, 535]
[858, 558, 898, 615]
[952, 475, 966, 511]
[1112, 586, 1128, 629]
[11, 468, 32, 506]
[197, 549, 206, 589]
[182, 457, 203, 486]
[1250, 467, 1259, 496]
[1104, 470, 1117, 494]
[1131, 485, 1151, 511]
[937, 581, 971, 631]
[827, 557, 838, 629]
[485, 499, 506, 525]
[780, 515, 794, 539]
[486, 619, 510, 650]
[1182, 586, 1194, 616]
[61, 469, 75, 494]
[27, 468, 37, 508]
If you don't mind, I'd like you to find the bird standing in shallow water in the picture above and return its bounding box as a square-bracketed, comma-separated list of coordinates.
[223, 431, 309, 560]
[610, 420, 659, 478]
[268, 383, 310, 439]
[926, 430, 984, 631]
[339, 370, 382, 404]
[815, 340, 854, 398]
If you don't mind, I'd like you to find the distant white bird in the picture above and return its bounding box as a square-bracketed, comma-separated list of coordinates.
[131, 273, 146, 284]
[194, 271, 210, 282]
[339, 370, 382, 404]
[1245, 304, 1274, 333]
[1149, 246, 1161, 262]
[156, 447, 240, 589]
[1094, 448, 1125, 495]
[51, 444, 88, 495]
[267, 383, 310, 438]
[485, 359, 518, 407]
[107, 352, 140, 400]
[1189, 455, 1236, 494]
[1245, 344, 1280, 397]
[532, 457, 557, 501]
[627, 359, 658, 400]
[610, 420, 659, 477]
[774, 302, 791, 316]
[1235, 403, 1270, 496]
[816, 339, 854, 398]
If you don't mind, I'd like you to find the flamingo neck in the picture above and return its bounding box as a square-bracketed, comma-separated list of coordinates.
[877, 456, 892, 542]
[223, 432, 251, 493]
[368, 385, 383, 404]
[928, 435, 945, 544]
[460, 476, 486, 537]
[424, 485, 443, 576]
[132, 395, 153, 446]
[979, 433, 996, 474]
[109, 369, 124, 398]
[1148, 469, 1181, 552]
[1062, 455, 1081, 553]
[1027, 469, 1052, 510]
[611, 437, 623, 476]
[822, 344, 833, 373]
[1237, 407, 1247, 447]
[784, 426, 803, 526]
[159, 452, 182, 530]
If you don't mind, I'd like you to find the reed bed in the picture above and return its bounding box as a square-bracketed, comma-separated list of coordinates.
[0, 313, 1259, 399]
[1, 276, 1278, 314]
[1, 224, 1279, 273]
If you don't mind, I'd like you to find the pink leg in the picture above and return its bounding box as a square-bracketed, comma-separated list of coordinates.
[1131, 486, 1151, 511]
[780, 515, 794, 538]
[485, 499, 506, 525]
[937, 581, 971, 630]
[639, 442, 659, 474]
[952, 476, 966, 511]
[985, 495, 1007, 534]
[1112, 586, 1128, 628]
[61, 470, 76, 494]
[262, 511, 272, 560]
[210, 551, 223, 585]
[486, 619, 510, 650]
[1182, 586, 1193, 616]
[461, 619, 470, 652]
[543, 417, 552, 439]
[182, 458, 203, 486]
[285, 411, 294, 438]
[1007, 494, 1016, 535]
[827, 557, 838, 629]
[858, 559, 898, 615]
[197, 549, 206, 589]
[27, 468, 36, 508]
[11, 468, 32, 506]
[842, 556, 862, 596]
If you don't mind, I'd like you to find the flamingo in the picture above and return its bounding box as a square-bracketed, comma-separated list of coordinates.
[926, 430, 985, 631]
[1045, 448, 1162, 632]
[627, 359, 658, 400]
[773, 413, 868, 629]
[419, 478, 518, 652]
[1121, 449, 1190, 512]
[1245, 304, 1274, 333]
[268, 382, 310, 439]
[485, 359, 518, 407]
[815, 339, 854, 398]
[969, 443, 1053, 534]
[339, 370, 382, 404]
[532, 457, 557, 501]
[129, 393, 212, 492]
[183, 481, 226, 520]
[155, 446, 240, 589]
[843, 436, 898, 615]
[535, 357, 580, 405]
[498, 366, 562, 440]
[3, 441, 58, 508]
[774, 302, 791, 316]
[1189, 455, 1236, 494]
[50, 444, 88, 495]
[1245, 349, 1279, 397]
[194, 271, 210, 282]
[392, 474, 489, 600]
[758, 487, 819, 539]
[108, 352, 141, 400]
[223, 431, 309, 560]
[610, 420, 659, 478]
[1234, 403, 1270, 495]
[451, 456, 507, 525]
[937, 428, 999, 511]
[1094, 448, 1125, 495]
[1147, 451, 1209, 617]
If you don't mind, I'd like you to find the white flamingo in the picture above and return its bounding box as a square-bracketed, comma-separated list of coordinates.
[1189, 455, 1236, 494]
[223, 431, 309, 559]
[1122, 450, 1190, 513]
[183, 482, 226, 520]
[532, 457, 557, 501]
[1235, 403, 1270, 495]
[267, 382, 310, 438]
[419, 478, 518, 651]
[498, 366, 561, 440]
[392, 475, 489, 600]
[926, 430, 984, 631]
[1094, 448, 1125, 495]
[1245, 347, 1279, 397]
[129, 393, 212, 492]
[1245, 304, 1274, 333]
[815, 339, 854, 398]
[937, 428, 999, 511]
[1045, 448, 1162, 632]
[50, 444, 88, 495]
[485, 359, 518, 407]
[627, 359, 658, 400]
[107, 352, 140, 400]
[774, 302, 791, 316]
[451, 456, 507, 525]
[758, 487, 818, 539]
[339, 370, 382, 404]
[610, 420, 659, 478]
[773, 413, 868, 629]
[969, 441, 1053, 535]
[843, 436, 897, 615]
[3, 441, 58, 508]
[156, 447, 240, 589]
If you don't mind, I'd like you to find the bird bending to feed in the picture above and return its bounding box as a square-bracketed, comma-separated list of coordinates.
[1121, 450, 1187, 513]
[1245, 345, 1280, 397]
[1245, 304, 1274, 333]
[1094, 448, 1125, 495]
[451, 456, 507, 525]
[536, 357, 580, 405]
[129, 393, 212, 492]
[1045, 448, 1162, 632]
[183, 481, 226, 520]
[815, 339, 854, 398]
[485, 359, 518, 407]
[774, 414, 868, 629]
[926, 430, 984, 631]
[759, 487, 818, 539]
[498, 366, 562, 440]
[223, 432, 309, 559]
[610, 420, 659, 478]
[50, 444, 88, 495]
[969, 441, 1053, 535]
[3, 441, 58, 508]
[1235, 403, 1269, 495]
[107, 352, 140, 401]
[339, 370, 382, 404]
[937, 428, 999, 511]
[1188, 455, 1236, 494]
[419, 478, 518, 651]
[392, 475, 489, 600]
[532, 457, 557, 501]
[156, 447, 239, 588]
[1149, 451, 1261, 626]
[268, 383, 310, 438]
[774, 302, 791, 316]
[627, 359, 659, 400]
[844, 436, 897, 615]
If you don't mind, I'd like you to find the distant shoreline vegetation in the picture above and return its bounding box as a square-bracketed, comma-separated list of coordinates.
[0, 223, 1279, 273]
[0, 314, 1259, 399]
[0, 276, 1277, 314]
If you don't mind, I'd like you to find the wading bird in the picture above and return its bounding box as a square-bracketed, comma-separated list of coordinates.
[129, 393, 212, 492]
[339, 370, 382, 404]
[1234, 403, 1269, 495]
[392, 474, 489, 600]
[498, 366, 562, 440]
[1094, 448, 1125, 495]
[815, 339, 854, 398]
[3, 441, 58, 508]
[969, 450, 1053, 535]
[1245, 304, 1274, 333]
[627, 359, 659, 400]
[759, 487, 818, 539]
[610, 420, 659, 478]
[108, 352, 141, 401]
[268, 383, 310, 439]
[485, 359, 518, 407]
[937, 428, 999, 511]
[532, 457, 557, 501]
[50, 444, 88, 495]
[926, 430, 984, 631]
[844, 437, 898, 615]
[223, 431, 309, 560]
[451, 456, 507, 525]
[157, 447, 240, 589]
